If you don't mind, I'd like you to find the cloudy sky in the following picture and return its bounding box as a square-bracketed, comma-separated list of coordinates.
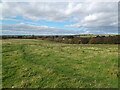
[0, 1, 118, 35]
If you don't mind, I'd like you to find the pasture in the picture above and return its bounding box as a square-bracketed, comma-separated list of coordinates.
[2, 39, 118, 88]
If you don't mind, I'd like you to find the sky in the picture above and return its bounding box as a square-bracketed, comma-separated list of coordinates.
[0, 1, 118, 35]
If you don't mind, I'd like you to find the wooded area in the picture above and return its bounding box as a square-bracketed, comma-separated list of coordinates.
[1, 35, 120, 44]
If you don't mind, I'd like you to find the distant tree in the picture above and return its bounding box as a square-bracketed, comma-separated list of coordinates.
[96, 38, 104, 44]
[88, 38, 97, 44]
[80, 38, 90, 44]
[31, 35, 35, 39]
[63, 39, 70, 44]
[96, 35, 100, 38]
[18, 36, 22, 39]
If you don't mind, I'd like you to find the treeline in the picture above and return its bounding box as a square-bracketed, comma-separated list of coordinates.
[1, 35, 37, 39]
[1, 35, 120, 44]
[39, 35, 120, 44]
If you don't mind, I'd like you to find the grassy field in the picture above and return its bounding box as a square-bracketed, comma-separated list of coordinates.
[2, 39, 118, 88]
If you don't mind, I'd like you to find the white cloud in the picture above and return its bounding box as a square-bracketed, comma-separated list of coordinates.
[2, 0, 119, 2]
[2, 23, 117, 35]
[1, 17, 23, 21]
[84, 14, 97, 21]
[65, 12, 118, 28]
[1, 2, 118, 35]
[2, 2, 118, 22]
[2, 23, 79, 35]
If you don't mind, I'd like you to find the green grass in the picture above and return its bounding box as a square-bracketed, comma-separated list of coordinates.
[2, 39, 118, 88]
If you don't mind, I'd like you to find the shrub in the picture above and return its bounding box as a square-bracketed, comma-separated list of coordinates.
[88, 39, 97, 44]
